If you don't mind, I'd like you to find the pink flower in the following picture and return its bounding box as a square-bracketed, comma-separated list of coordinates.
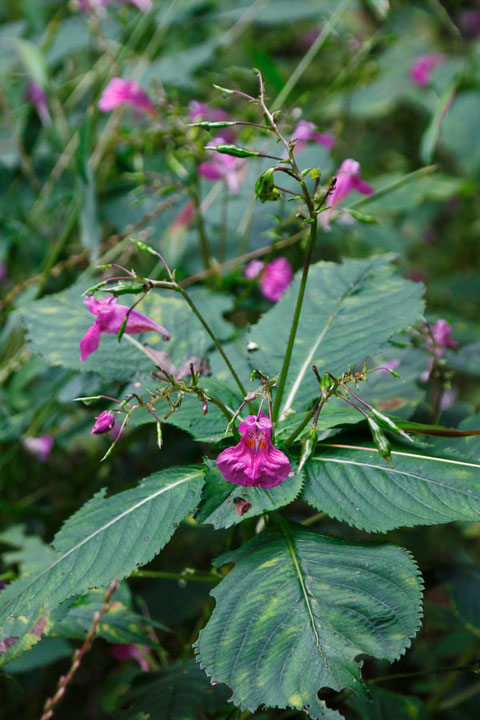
[23, 435, 53, 462]
[376, 359, 401, 375]
[244, 260, 265, 279]
[292, 120, 336, 153]
[78, 0, 109, 11]
[198, 136, 244, 193]
[80, 295, 170, 361]
[112, 643, 150, 672]
[421, 319, 458, 381]
[98, 78, 156, 116]
[26, 81, 51, 126]
[170, 199, 195, 230]
[321, 159, 374, 230]
[259, 258, 293, 302]
[91, 410, 116, 434]
[409, 54, 444, 87]
[216, 413, 291, 488]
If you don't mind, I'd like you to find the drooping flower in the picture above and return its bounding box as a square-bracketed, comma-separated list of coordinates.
[216, 413, 291, 488]
[112, 643, 150, 672]
[421, 319, 458, 381]
[91, 410, 116, 434]
[260, 258, 293, 302]
[409, 54, 444, 87]
[23, 435, 53, 462]
[291, 120, 336, 153]
[98, 77, 156, 116]
[198, 136, 244, 193]
[243, 259, 265, 279]
[80, 295, 170, 361]
[321, 158, 374, 230]
[26, 81, 51, 126]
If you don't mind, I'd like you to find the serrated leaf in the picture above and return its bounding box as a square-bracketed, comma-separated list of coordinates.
[0, 467, 204, 624]
[249, 256, 424, 420]
[195, 458, 304, 529]
[303, 444, 480, 532]
[121, 660, 230, 720]
[195, 522, 422, 718]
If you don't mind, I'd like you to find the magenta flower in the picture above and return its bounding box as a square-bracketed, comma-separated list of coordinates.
[409, 54, 444, 87]
[23, 435, 53, 462]
[80, 295, 170, 361]
[421, 319, 458, 381]
[321, 158, 374, 230]
[98, 78, 156, 116]
[91, 410, 116, 434]
[292, 120, 336, 153]
[112, 643, 150, 672]
[430, 319, 458, 350]
[260, 258, 293, 302]
[198, 136, 244, 193]
[244, 259, 265, 279]
[216, 413, 291, 488]
[26, 81, 51, 126]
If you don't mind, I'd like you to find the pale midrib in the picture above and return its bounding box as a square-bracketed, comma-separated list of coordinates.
[279, 263, 375, 420]
[2, 472, 202, 617]
[318, 444, 480, 469]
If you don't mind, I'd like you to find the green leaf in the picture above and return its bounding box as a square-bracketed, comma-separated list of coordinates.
[121, 660, 230, 720]
[303, 444, 480, 532]
[4, 637, 72, 675]
[195, 458, 304, 529]
[439, 565, 480, 633]
[51, 586, 168, 647]
[195, 521, 422, 718]
[249, 256, 424, 420]
[15, 39, 48, 87]
[347, 686, 428, 720]
[0, 467, 204, 624]
[420, 85, 456, 165]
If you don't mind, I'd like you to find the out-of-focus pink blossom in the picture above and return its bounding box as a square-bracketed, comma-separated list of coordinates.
[259, 258, 293, 302]
[244, 260, 265, 279]
[292, 120, 336, 153]
[26, 81, 51, 126]
[78, 0, 109, 11]
[80, 295, 170, 361]
[170, 199, 195, 230]
[91, 410, 116, 434]
[189, 101, 229, 122]
[112, 643, 150, 672]
[23, 435, 53, 462]
[409, 54, 444, 87]
[459, 10, 480, 38]
[321, 159, 374, 230]
[216, 413, 291, 488]
[421, 319, 458, 381]
[98, 78, 156, 116]
[198, 136, 244, 193]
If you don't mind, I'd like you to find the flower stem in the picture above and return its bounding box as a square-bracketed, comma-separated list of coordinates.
[272, 215, 317, 421]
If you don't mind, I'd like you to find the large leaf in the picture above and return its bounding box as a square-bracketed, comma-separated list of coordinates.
[347, 686, 428, 720]
[195, 522, 422, 718]
[21, 282, 232, 382]
[121, 660, 230, 720]
[195, 459, 304, 529]
[0, 467, 204, 625]
[248, 256, 424, 421]
[303, 444, 480, 532]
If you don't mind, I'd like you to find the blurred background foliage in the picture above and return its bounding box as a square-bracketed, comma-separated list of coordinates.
[1, 0, 480, 718]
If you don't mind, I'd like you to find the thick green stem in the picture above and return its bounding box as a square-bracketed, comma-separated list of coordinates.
[272, 216, 317, 421]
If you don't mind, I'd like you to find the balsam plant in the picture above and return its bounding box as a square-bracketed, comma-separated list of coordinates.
[2, 66, 480, 720]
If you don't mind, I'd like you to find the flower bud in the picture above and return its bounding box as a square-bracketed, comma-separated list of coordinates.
[255, 168, 281, 203]
[367, 417, 392, 467]
[298, 426, 318, 473]
[92, 410, 116, 435]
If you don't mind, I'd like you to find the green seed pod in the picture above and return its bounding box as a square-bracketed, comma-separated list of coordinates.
[368, 417, 393, 466]
[205, 144, 259, 158]
[255, 168, 281, 203]
[191, 121, 237, 130]
[298, 426, 319, 473]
